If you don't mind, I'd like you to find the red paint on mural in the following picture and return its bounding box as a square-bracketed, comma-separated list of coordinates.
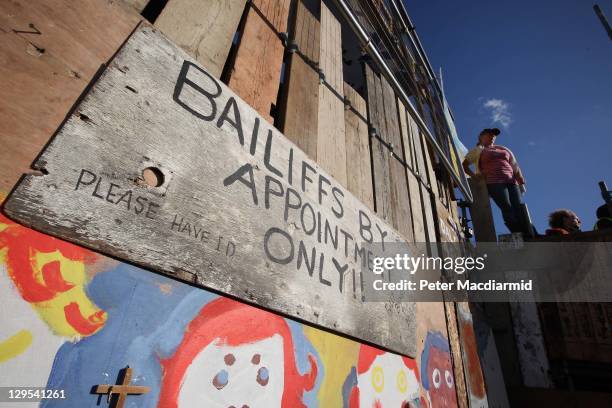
[159, 297, 318, 407]
[63, 302, 106, 336]
[460, 320, 485, 399]
[0, 212, 104, 336]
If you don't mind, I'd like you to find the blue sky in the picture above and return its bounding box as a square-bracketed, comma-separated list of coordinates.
[405, 0, 612, 234]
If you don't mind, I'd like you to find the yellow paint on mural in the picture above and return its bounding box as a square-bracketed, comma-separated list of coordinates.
[28, 250, 107, 339]
[397, 369, 407, 393]
[1, 204, 107, 341]
[0, 247, 7, 265]
[0, 330, 33, 363]
[304, 326, 359, 407]
[371, 365, 385, 392]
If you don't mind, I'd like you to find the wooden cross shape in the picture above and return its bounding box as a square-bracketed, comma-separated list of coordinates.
[94, 366, 150, 408]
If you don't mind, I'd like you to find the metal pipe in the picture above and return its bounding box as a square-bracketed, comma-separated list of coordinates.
[330, 0, 474, 202]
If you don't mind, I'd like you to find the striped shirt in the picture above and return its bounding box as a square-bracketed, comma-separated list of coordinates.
[479, 145, 516, 184]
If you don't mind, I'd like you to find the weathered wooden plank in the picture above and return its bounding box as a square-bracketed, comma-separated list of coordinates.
[280, 0, 320, 159]
[437, 200, 461, 244]
[421, 133, 440, 201]
[444, 301, 470, 408]
[417, 132, 439, 243]
[456, 302, 489, 407]
[4, 24, 416, 356]
[379, 77, 414, 243]
[398, 101, 426, 242]
[121, 0, 149, 13]
[0, 0, 140, 192]
[253, 0, 290, 32]
[407, 114, 436, 243]
[422, 186, 437, 243]
[406, 113, 425, 181]
[0, 0, 141, 77]
[343, 83, 374, 211]
[317, 2, 347, 187]
[468, 177, 497, 242]
[319, 2, 342, 94]
[292, 0, 320, 63]
[155, 0, 246, 78]
[380, 75, 403, 151]
[365, 64, 393, 225]
[389, 158, 414, 243]
[227, 0, 289, 123]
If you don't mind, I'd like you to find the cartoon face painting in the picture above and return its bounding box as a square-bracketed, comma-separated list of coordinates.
[0, 211, 106, 388]
[179, 335, 284, 408]
[347, 344, 421, 408]
[159, 297, 317, 408]
[421, 331, 457, 408]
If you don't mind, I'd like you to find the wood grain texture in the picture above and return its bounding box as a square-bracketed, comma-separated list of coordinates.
[344, 83, 374, 211]
[365, 64, 393, 225]
[408, 109, 436, 244]
[280, 0, 320, 159]
[468, 177, 497, 242]
[4, 24, 416, 356]
[292, 0, 320, 63]
[227, 0, 289, 123]
[379, 76, 413, 243]
[0, 0, 140, 192]
[406, 113, 426, 181]
[155, 0, 246, 78]
[406, 114, 436, 243]
[421, 133, 440, 201]
[444, 301, 470, 408]
[252, 0, 290, 32]
[319, 2, 342, 93]
[398, 101, 426, 242]
[437, 200, 461, 244]
[317, 2, 346, 187]
[121, 0, 149, 13]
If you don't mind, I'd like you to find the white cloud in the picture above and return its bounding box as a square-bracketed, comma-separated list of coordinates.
[483, 98, 512, 128]
[527, 141, 536, 147]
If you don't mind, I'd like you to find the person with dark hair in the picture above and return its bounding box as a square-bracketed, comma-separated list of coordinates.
[546, 209, 581, 236]
[462, 128, 528, 234]
[594, 204, 612, 230]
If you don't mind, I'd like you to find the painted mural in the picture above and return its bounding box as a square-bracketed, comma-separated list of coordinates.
[0, 208, 460, 407]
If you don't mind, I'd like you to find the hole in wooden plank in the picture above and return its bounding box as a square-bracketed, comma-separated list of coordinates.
[142, 167, 164, 187]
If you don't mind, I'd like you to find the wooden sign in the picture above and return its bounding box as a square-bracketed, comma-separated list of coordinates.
[4, 23, 416, 356]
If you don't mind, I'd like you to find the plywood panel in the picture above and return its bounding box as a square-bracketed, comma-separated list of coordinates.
[227, 0, 290, 123]
[365, 64, 393, 225]
[4, 25, 417, 356]
[155, 0, 246, 78]
[280, 0, 320, 159]
[317, 2, 346, 187]
[0, 0, 140, 192]
[344, 83, 374, 210]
